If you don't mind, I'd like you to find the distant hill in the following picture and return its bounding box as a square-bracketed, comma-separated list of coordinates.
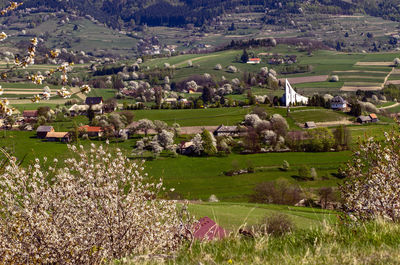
[4, 0, 400, 29]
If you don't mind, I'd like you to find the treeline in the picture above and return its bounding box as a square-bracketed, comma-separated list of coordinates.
[14, 0, 400, 28]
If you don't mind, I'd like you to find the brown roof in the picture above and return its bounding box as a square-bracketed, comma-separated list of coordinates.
[46, 132, 69, 138]
[23, 110, 38, 117]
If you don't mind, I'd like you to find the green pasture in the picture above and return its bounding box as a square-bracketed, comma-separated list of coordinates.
[187, 202, 337, 230]
[145, 151, 350, 201]
[289, 109, 349, 124]
[86, 88, 116, 100]
[132, 107, 251, 126]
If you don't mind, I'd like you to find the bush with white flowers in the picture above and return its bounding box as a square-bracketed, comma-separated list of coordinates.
[0, 144, 185, 264]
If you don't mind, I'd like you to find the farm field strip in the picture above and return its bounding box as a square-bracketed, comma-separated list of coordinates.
[341, 86, 382, 91]
[355, 61, 393, 66]
[278, 75, 328, 84]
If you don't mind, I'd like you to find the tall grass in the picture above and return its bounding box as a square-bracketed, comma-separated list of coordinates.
[124, 221, 400, 264]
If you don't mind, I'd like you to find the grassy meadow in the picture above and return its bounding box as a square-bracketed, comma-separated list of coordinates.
[187, 202, 337, 230]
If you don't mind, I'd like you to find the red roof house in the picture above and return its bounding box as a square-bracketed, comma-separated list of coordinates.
[247, 58, 261, 64]
[79, 125, 103, 137]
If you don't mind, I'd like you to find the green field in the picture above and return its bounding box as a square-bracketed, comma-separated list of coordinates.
[188, 202, 336, 230]
[289, 108, 349, 124]
[146, 151, 350, 201]
[132, 107, 252, 126]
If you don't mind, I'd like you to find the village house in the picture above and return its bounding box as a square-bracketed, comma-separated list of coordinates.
[213, 125, 242, 137]
[369, 113, 379, 123]
[78, 125, 103, 137]
[69, 104, 89, 116]
[178, 141, 195, 155]
[45, 132, 71, 143]
[331, 96, 347, 110]
[85, 97, 104, 114]
[23, 110, 38, 122]
[36, 125, 54, 139]
[163, 98, 177, 104]
[304, 122, 317, 129]
[357, 115, 372, 124]
[247, 58, 261, 64]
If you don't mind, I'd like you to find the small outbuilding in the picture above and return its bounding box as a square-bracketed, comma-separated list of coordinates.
[247, 58, 261, 64]
[305, 121, 317, 129]
[213, 125, 241, 137]
[23, 110, 38, 122]
[36, 125, 54, 139]
[46, 132, 71, 143]
[357, 115, 372, 124]
[369, 113, 379, 123]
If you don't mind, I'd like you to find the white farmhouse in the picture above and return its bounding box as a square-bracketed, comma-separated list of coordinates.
[330, 96, 347, 110]
[283, 79, 308, 106]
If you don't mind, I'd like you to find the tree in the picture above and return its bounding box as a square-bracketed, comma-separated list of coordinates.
[192, 134, 203, 155]
[154, 120, 168, 133]
[350, 102, 362, 117]
[69, 121, 80, 143]
[228, 22, 236, 31]
[201, 86, 214, 104]
[281, 160, 290, 171]
[318, 187, 334, 209]
[201, 129, 217, 156]
[336, 42, 341, 51]
[109, 113, 127, 131]
[270, 114, 289, 137]
[241, 49, 249, 63]
[137, 119, 154, 136]
[340, 125, 400, 221]
[298, 165, 312, 180]
[156, 130, 174, 150]
[244, 128, 260, 153]
[0, 144, 184, 263]
[333, 125, 351, 150]
[120, 111, 135, 124]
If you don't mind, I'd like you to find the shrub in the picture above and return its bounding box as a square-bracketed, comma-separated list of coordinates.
[330, 75, 339, 82]
[281, 160, 290, 171]
[227, 65, 238, 73]
[0, 145, 185, 264]
[208, 194, 219, 202]
[298, 165, 313, 180]
[250, 180, 303, 205]
[253, 214, 294, 236]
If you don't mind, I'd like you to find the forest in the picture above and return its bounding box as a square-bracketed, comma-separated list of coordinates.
[8, 0, 400, 28]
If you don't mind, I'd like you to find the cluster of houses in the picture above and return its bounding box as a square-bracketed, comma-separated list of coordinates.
[36, 124, 104, 143]
[268, 55, 297, 65]
[178, 125, 245, 155]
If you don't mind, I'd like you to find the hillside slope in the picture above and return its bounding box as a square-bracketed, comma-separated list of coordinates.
[3, 0, 400, 29]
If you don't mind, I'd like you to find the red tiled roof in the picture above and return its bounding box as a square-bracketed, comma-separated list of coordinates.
[369, 113, 378, 119]
[79, 125, 103, 132]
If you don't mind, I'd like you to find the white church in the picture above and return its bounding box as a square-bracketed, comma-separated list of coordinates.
[283, 79, 308, 106]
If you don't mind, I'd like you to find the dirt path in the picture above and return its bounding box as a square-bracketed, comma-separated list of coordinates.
[379, 102, 400, 110]
[174, 51, 236, 68]
[355, 62, 393, 66]
[382, 68, 395, 88]
[70, 86, 86, 101]
[341, 67, 394, 91]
